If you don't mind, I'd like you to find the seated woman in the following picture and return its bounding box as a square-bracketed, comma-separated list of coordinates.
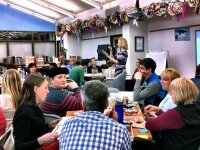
[145, 77, 200, 150]
[144, 68, 180, 114]
[13, 74, 60, 150]
[25, 63, 42, 79]
[0, 69, 21, 130]
[0, 107, 6, 136]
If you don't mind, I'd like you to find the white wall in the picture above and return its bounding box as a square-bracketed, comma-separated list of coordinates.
[60, 0, 196, 77]
[128, 20, 148, 75]
[148, 7, 200, 78]
[63, 33, 82, 59]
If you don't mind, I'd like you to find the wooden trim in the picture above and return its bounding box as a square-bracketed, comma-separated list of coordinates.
[82, 35, 109, 40]
[149, 24, 200, 32]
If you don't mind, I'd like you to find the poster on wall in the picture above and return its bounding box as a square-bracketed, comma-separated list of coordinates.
[175, 27, 190, 41]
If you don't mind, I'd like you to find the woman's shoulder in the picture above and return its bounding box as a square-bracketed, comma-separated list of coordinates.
[0, 94, 14, 110]
[15, 104, 38, 116]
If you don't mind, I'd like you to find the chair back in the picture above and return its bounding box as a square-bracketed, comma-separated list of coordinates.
[43, 113, 61, 124]
[112, 72, 126, 91]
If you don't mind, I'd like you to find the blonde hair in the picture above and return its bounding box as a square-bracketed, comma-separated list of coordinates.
[2, 69, 22, 110]
[160, 68, 180, 81]
[169, 77, 199, 105]
[70, 58, 77, 66]
[118, 37, 128, 50]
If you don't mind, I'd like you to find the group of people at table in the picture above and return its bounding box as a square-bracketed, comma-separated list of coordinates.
[0, 36, 199, 150]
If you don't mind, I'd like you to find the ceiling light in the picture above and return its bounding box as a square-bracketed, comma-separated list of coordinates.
[0, 0, 8, 5]
[10, 0, 60, 18]
[34, 13, 55, 23]
[30, 0, 75, 18]
[6, 2, 55, 23]
[10, 4, 33, 15]
[81, 0, 102, 9]
[48, 0, 79, 12]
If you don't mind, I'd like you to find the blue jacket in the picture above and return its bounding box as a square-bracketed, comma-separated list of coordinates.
[145, 73, 166, 106]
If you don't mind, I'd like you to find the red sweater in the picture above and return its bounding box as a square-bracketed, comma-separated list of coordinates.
[0, 108, 6, 136]
[145, 109, 185, 131]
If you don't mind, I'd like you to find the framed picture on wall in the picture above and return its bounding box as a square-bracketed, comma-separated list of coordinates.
[175, 27, 190, 41]
[135, 36, 144, 52]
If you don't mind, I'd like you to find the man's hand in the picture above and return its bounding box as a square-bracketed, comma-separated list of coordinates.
[66, 81, 78, 90]
[104, 107, 118, 121]
[134, 72, 143, 80]
[49, 119, 61, 129]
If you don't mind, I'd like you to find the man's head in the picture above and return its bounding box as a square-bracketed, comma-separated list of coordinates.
[139, 58, 156, 78]
[90, 57, 97, 67]
[81, 80, 109, 113]
[80, 59, 89, 69]
[47, 68, 68, 88]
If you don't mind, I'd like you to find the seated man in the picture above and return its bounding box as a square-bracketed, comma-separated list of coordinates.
[40, 67, 82, 117]
[87, 57, 102, 74]
[133, 58, 166, 106]
[59, 80, 131, 150]
[87, 57, 104, 81]
[69, 60, 88, 87]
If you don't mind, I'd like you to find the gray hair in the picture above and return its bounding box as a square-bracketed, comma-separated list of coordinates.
[81, 80, 109, 112]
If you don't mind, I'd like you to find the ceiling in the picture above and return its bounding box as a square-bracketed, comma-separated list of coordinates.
[0, 0, 115, 23]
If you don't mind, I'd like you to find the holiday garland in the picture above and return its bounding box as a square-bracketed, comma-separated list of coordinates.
[56, 0, 199, 38]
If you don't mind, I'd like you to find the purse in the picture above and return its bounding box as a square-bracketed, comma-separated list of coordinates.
[0, 124, 14, 150]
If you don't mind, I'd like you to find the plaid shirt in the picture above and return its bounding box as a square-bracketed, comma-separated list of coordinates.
[59, 111, 131, 150]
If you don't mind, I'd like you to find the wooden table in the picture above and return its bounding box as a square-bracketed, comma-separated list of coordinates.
[66, 105, 152, 142]
[131, 104, 152, 141]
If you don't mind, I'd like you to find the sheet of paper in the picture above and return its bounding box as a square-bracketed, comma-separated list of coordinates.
[52, 117, 72, 134]
[138, 135, 148, 139]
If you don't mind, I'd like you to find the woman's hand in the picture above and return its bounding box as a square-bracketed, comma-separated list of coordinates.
[102, 50, 109, 57]
[143, 105, 160, 116]
[49, 119, 61, 129]
[37, 132, 60, 145]
[108, 46, 113, 52]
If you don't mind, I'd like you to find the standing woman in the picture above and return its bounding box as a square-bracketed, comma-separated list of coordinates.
[13, 74, 60, 150]
[0, 69, 21, 130]
[103, 37, 128, 90]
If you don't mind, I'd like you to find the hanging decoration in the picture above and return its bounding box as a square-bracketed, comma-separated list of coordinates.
[151, 2, 169, 17]
[56, 0, 199, 38]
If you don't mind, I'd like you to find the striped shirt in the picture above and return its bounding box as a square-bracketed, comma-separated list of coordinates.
[40, 86, 82, 117]
[115, 50, 128, 77]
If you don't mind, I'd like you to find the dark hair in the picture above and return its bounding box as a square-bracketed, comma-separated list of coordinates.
[195, 64, 200, 77]
[137, 58, 142, 63]
[140, 58, 156, 73]
[19, 74, 46, 107]
[81, 80, 109, 112]
[49, 62, 57, 68]
[80, 59, 89, 66]
[28, 63, 36, 69]
[107, 60, 114, 67]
